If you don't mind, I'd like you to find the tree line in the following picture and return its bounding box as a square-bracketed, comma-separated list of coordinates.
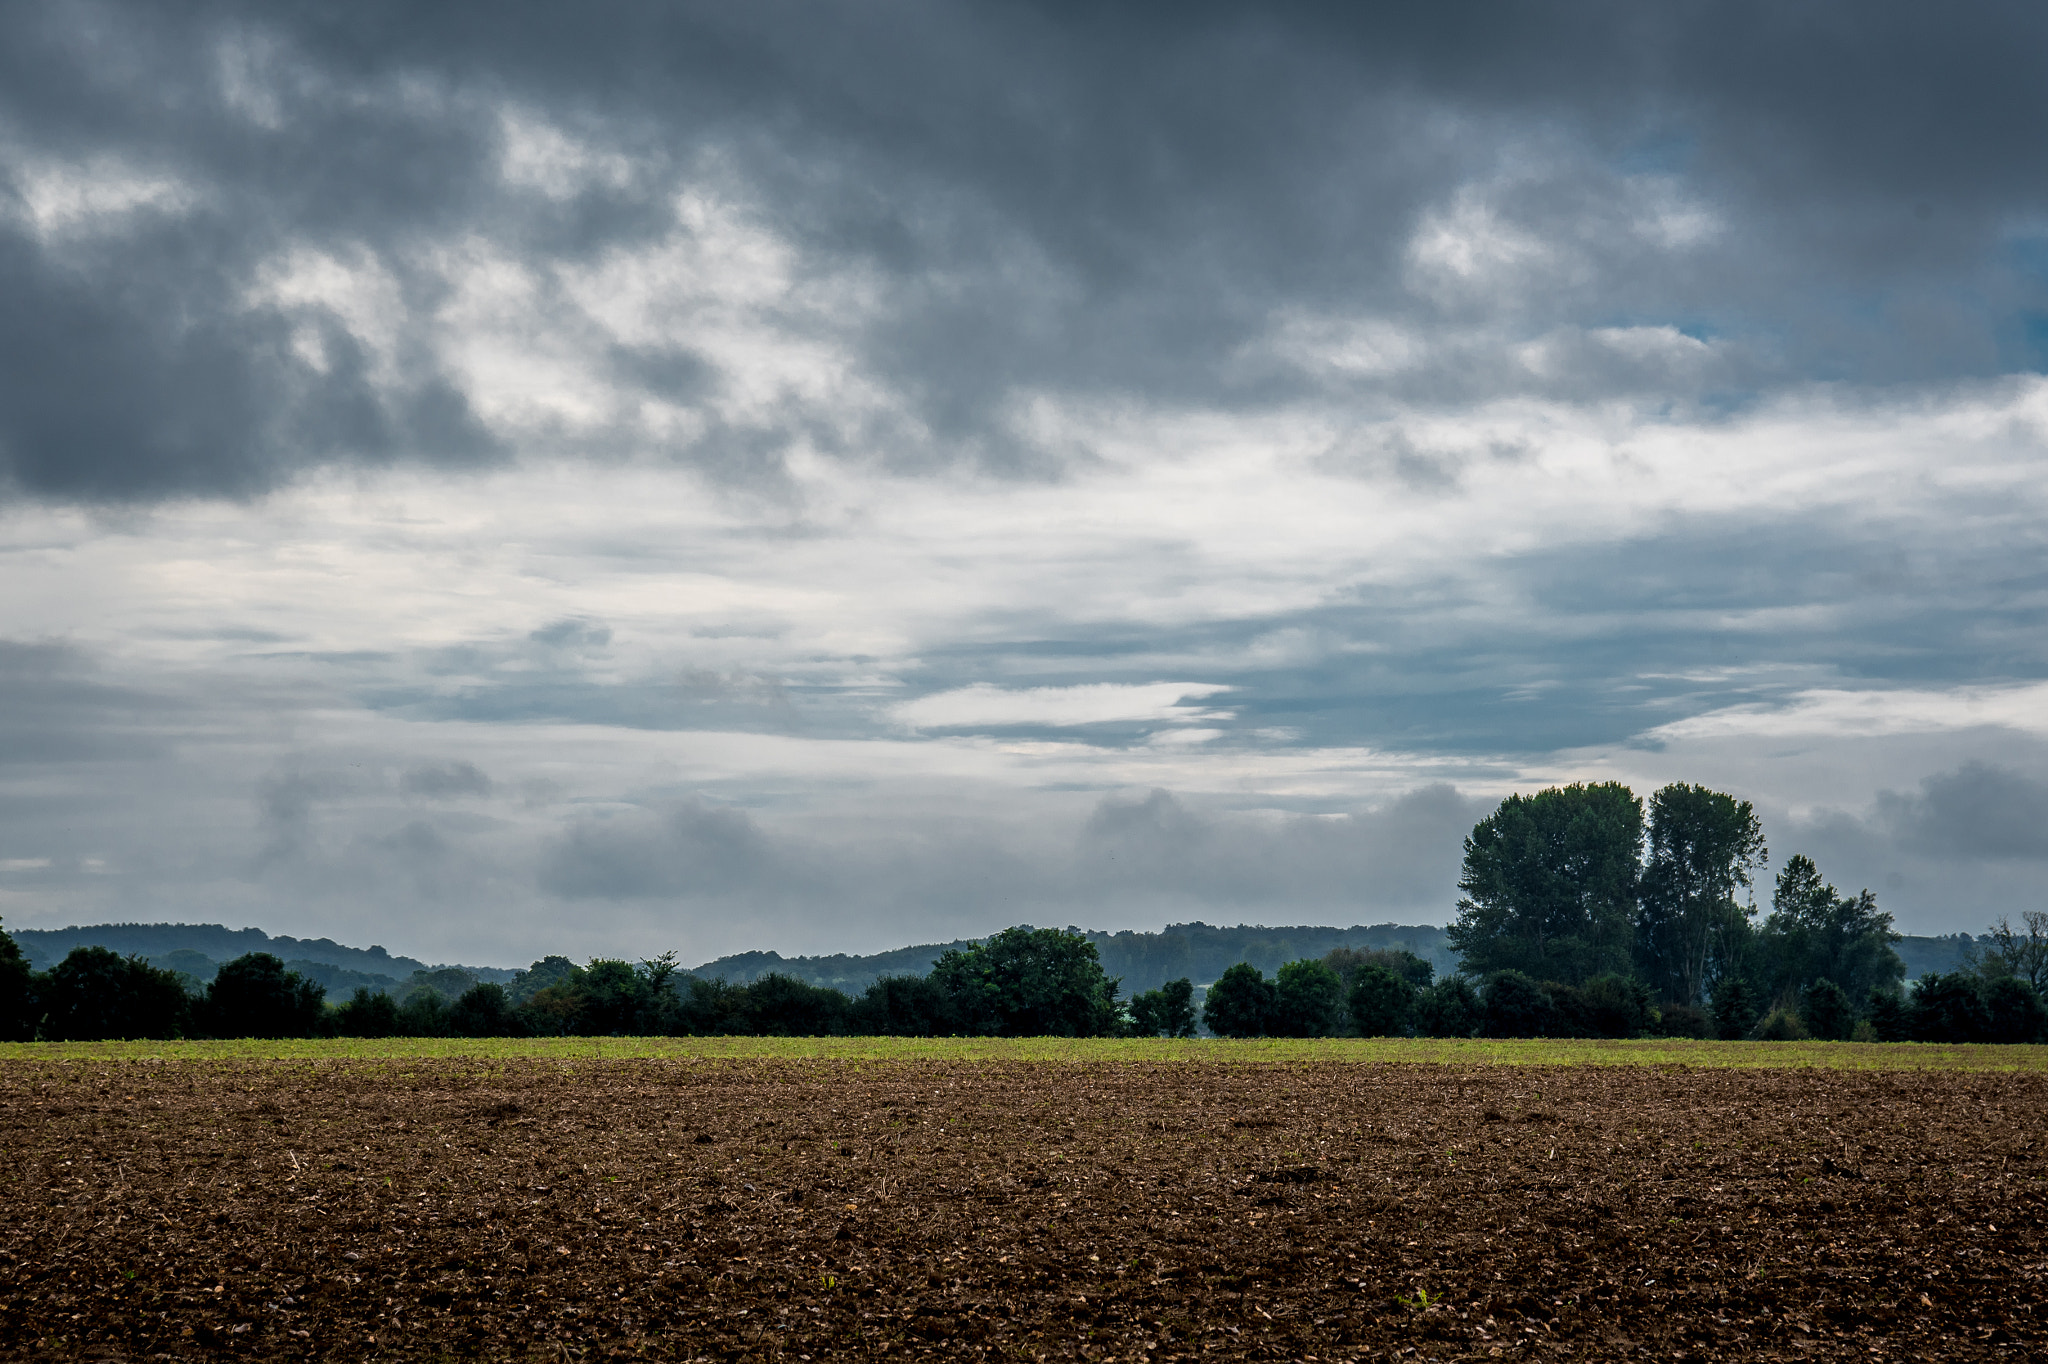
[3, 779, 2043, 1045]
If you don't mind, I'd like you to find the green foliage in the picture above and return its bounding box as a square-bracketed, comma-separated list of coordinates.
[36, 946, 189, 1041]
[849, 975, 953, 1036]
[1636, 784, 1767, 1008]
[1271, 959, 1345, 1037]
[1347, 962, 1416, 1037]
[1411, 977, 1479, 1038]
[0, 919, 32, 1042]
[740, 973, 852, 1036]
[1480, 970, 1553, 1038]
[1201, 963, 1276, 1038]
[1657, 1002, 1711, 1040]
[1983, 976, 2048, 1044]
[1753, 855, 1903, 1007]
[1865, 988, 1911, 1042]
[1322, 946, 1432, 992]
[334, 987, 401, 1038]
[1977, 912, 2048, 992]
[925, 927, 1122, 1037]
[1798, 977, 1854, 1042]
[1709, 975, 1760, 1041]
[1127, 978, 1197, 1038]
[1449, 783, 1644, 986]
[1568, 973, 1660, 1039]
[201, 953, 326, 1039]
[396, 991, 452, 1037]
[1753, 1007, 1809, 1042]
[448, 982, 520, 1037]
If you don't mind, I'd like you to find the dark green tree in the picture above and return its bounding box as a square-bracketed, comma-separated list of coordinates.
[1449, 783, 1644, 986]
[1479, 969, 1553, 1038]
[1412, 977, 1480, 1038]
[1201, 962, 1276, 1038]
[1272, 958, 1345, 1037]
[1755, 855, 1903, 1006]
[1909, 973, 1991, 1043]
[202, 953, 325, 1038]
[1799, 977, 1854, 1041]
[849, 975, 954, 1036]
[1347, 961, 1415, 1037]
[1865, 987, 1911, 1042]
[927, 927, 1122, 1037]
[1573, 973, 1658, 1038]
[1709, 975, 1760, 1041]
[334, 988, 401, 1037]
[1983, 976, 2047, 1044]
[449, 982, 519, 1037]
[1321, 946, 1433, 992]
[1128, 978, 1197, 1038]
[37, 947, 190, 1041]
[0, 918, 33, 1042]
[396, 991, 452, 1036]
[1636, 784, 1767, 1007]
[742, 974, 852, 1036]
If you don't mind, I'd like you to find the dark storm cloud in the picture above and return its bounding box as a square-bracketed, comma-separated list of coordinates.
[5, 1, 2047, 500]
[1877, 761, 2048, 861]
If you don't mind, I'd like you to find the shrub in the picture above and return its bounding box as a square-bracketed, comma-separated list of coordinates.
[1658, 1002, 1711, 1039]
[1480, 970, 1553, 1038]
[1983, 976, 2047, 1044]
[1909, 972, 1991, 1043]
[334, 987, 401, 1037]
[1709, 976, 1760, 1041]
[1753, 1007, 1809, 1041]
[849, 974, 953, 1036]
[449, 982, 520, 1037]
[1799, 977, 1854, 1041]
[1865, 988, 1911, 1041]
[1127, 978, 1197, 1038]
[1347, 962, 1416, 1037]
[1576, 974, 1658, 1038]
[1411, 977, 1479, 1038]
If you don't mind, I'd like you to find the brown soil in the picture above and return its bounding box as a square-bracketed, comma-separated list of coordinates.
[1, 1058, 2042, 1360]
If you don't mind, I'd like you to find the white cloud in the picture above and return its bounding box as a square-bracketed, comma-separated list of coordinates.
[894, 682, 1233, 731]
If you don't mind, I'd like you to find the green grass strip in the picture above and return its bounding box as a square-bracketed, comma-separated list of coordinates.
[2, 1035, 2045, 1069]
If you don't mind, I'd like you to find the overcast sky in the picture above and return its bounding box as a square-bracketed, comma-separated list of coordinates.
[3, 1, 2046, 967]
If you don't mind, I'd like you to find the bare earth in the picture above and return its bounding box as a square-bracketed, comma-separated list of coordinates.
[1, 1056, 2041, 1360]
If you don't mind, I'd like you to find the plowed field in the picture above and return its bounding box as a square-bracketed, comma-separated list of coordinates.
[2, 1055, 2042, 1360]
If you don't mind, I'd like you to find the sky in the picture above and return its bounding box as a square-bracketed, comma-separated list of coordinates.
[2, 1, 2046, 967]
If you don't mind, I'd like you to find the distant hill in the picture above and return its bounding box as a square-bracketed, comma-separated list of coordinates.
[690, 922, 1461, 995]
[7, 923, 518, 986]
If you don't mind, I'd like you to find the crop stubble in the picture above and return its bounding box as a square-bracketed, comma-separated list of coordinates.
[0, 1057, 2041, 1360]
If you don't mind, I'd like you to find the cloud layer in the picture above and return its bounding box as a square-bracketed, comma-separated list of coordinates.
[1, 3, 2044, 962]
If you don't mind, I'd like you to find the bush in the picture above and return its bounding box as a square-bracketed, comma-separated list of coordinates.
[1347, 962, 1416, 1037]
[1865, 988, 1911, 1041]
[1983, 976, 2048, 1044]
[1910, 972, 1991, 1043]
[1799, 977, 1854, 1041]
[396, 991, 451, 1037]
[1201, 963, 1276, 1038]
[742, 973, 852, 1036]
[849, 974, 953, 1036]
[1480, 970, 1553, 1038]
[1658, 1002, 1711, 1039]
[449, 982, 520, 1037]
[1574, 974, 1658, 1038]
[334, 987, 401, 1037]
[1127, 978, 1197, 1038]
[1272, 959, 1345, 1037]
[1753, 1007, 1809, 1041]
[1709, 976, 1760, 1041]
[1412, 977, 1479, 1038]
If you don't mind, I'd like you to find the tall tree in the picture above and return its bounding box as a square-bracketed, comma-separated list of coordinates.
[1448, 783, 1644, 985]
[1347, 961, 1416, 1037]
[1272, 959, 1345, 1037]
[1980, 911, 2048, 992]
[1636, 784, 1767, 1008]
